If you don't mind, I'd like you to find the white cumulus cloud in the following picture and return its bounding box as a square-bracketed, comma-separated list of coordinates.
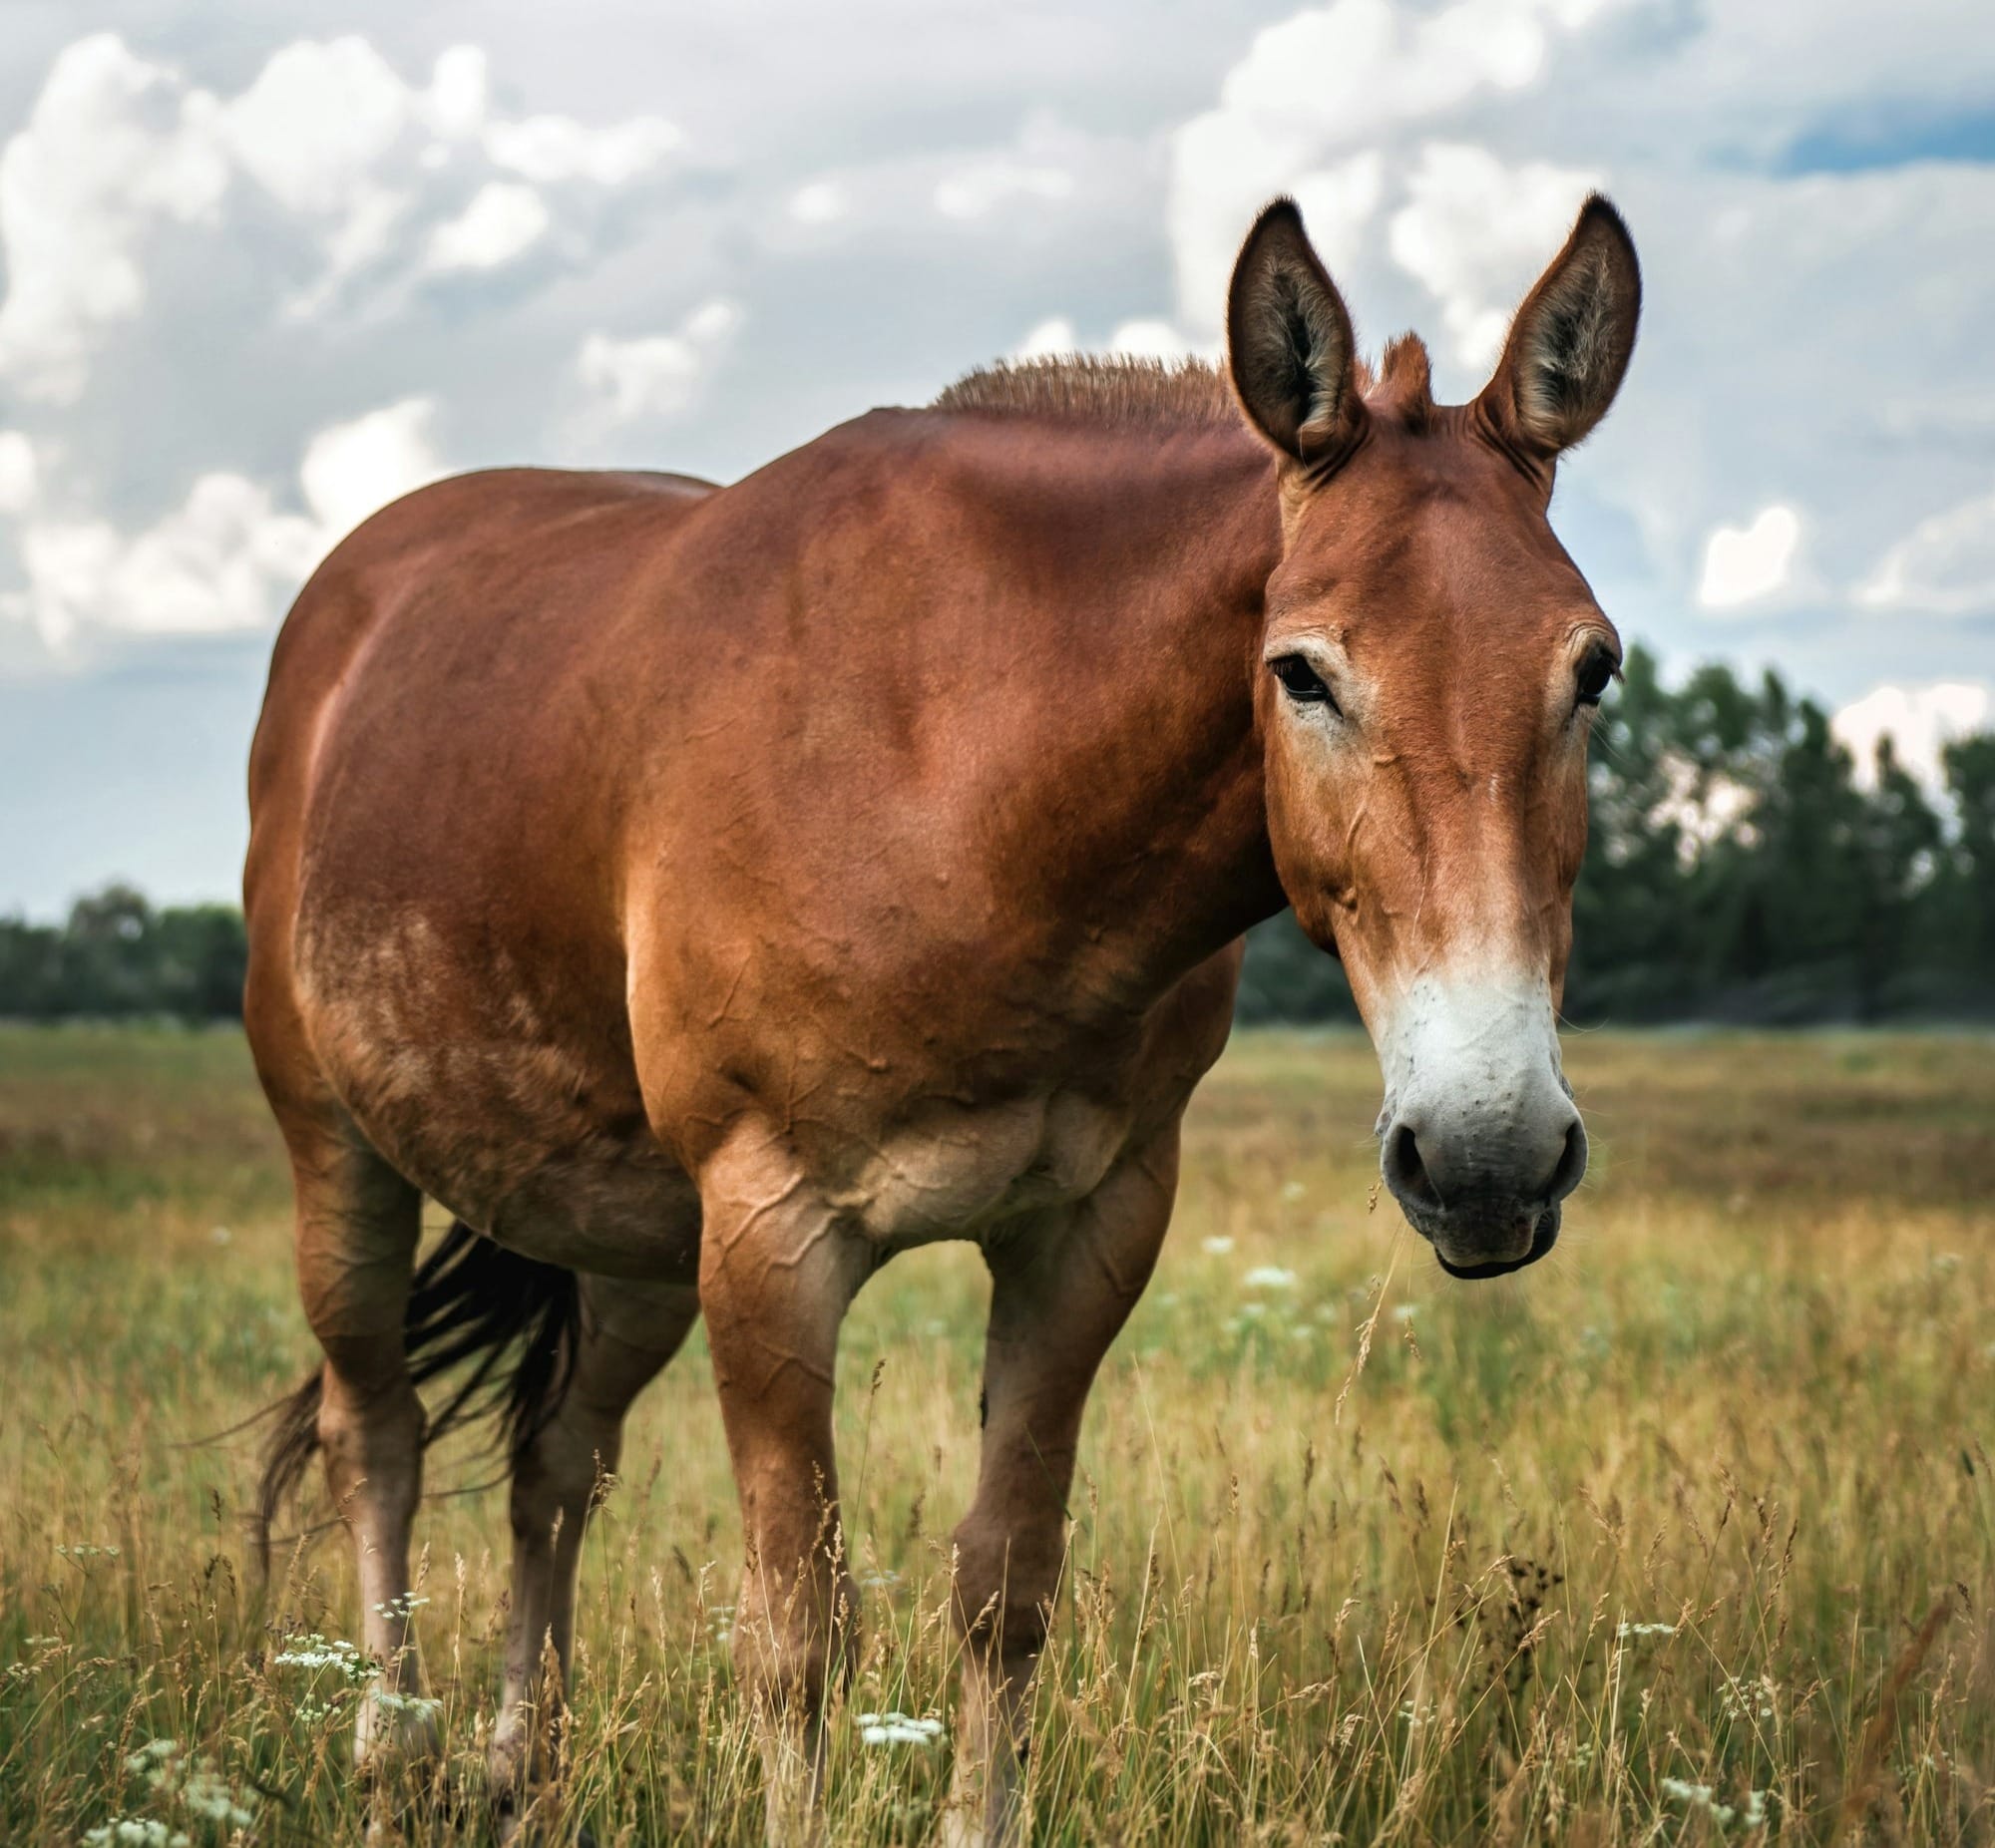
[299, 396, 446, 539]
[0, 33, 694, 402]
[934, 158, 1073, 219]
[788, 180, 850, 225]
[1698, 506, 1801, 611]
[426, 182, 549, 272]
[0, 34, 228, 401]
[1165, 0, 1608, 335]
[211, 37, 414, 216]
[577, 300, 740, 425]
[1106, 318, 1198, 361]
[1388, 143, 1601, 369]
[1831, 682, 1991, 790]
[1012, 316, 1077, 361]
[0, 431, 40, 514]
[11, 475, 318, 647]
[4, 395, 447, 651]
[483, 112, 681, 185]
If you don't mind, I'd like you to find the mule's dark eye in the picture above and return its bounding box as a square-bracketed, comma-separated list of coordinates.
[1575, 647, 1618, 707]
[1271, 654, 1337, 710]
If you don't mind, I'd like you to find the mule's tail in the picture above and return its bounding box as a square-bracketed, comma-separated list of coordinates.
[254, 1221, 581, 1572]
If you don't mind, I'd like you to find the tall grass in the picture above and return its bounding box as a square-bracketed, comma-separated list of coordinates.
[2, 1025, 1992, 1842]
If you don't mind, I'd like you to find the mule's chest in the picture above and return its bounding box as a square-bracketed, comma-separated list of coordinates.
[822, 1082, 1169, 1248]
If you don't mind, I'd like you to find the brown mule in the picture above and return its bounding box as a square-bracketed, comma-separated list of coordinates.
[245, 193, 1638, 1843]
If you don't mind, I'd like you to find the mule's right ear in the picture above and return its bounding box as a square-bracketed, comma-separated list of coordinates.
[1226, 198, 1365, 465]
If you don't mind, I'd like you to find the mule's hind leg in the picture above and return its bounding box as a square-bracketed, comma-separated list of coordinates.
[943, 1132, 1180, 1848]
[281, 1128, 440, 1767]
[490, 1274, 699, 1829]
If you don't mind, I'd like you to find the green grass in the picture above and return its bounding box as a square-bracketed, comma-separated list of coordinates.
[3, 1023, 1994, 1843]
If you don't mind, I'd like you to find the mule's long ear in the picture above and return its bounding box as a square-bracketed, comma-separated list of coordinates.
[1478, 193, 1640, 460]
[1227, 198, 1364, 465]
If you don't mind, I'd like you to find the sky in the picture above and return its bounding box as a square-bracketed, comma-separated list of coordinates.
[1, 0, 1992, 918]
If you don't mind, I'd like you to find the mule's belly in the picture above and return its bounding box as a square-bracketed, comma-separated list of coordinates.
[297, 907, 701, 1281]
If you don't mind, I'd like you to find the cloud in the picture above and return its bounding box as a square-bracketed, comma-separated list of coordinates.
[935, 157, 1073, 219]
[426, 182, 549, 272]
[1387, 143, 1600, 368]
[299, 396, 445, 539]
[1105, 318, 1198, 361]
[0, 432, 38, 514]
[1012, 316, 1077, 361]
[1831, 681, 1991, 790]
[211, 36, 415, 216]
[10, 475, 319, 647]
[482, 112, 681, 185]
[1165, 0, 1609, 335]
[576, 300, 740, 425]
[0, 35, 227, 401]
[3, 395, 446, 650]
[0, 34, 692, 401]
[788, 180, 850, 225]
[1698, 506, 1802, 610]
[1857, 485, 1995, 616]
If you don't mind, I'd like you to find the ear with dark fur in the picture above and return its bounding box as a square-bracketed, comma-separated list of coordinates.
[1226, 198, 1364, 465]
[1477, 193, 1641, 460]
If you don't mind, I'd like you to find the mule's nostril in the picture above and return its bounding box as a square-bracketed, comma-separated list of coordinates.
[1545, 1117, 1588, 1203]
[1385, 1122, 1441, 1210]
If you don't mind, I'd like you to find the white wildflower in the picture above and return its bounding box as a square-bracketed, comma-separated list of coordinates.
[856, 1710, 944, 1746]
[1243, 1266, 1297, 1291]
[1661, 1776, 1749, 1828]
[1201, 1236, 1236, 1255]
[371, 1690, 443, 1719]
[82, 1821, 190, 1847]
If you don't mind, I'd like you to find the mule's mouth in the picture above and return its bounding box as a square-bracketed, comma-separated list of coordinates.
[1433, 1210, 1560, 1281]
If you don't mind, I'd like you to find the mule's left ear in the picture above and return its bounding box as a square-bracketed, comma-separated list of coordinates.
[1477, 193, 1641, 461]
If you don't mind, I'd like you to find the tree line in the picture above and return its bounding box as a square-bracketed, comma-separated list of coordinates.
[4, 648, 1992, 1025]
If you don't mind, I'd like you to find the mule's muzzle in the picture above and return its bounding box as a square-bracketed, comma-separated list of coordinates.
[1381, 1107, 1586, 1280]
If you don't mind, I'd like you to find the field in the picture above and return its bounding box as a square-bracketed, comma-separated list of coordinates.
[3, 1024, 1994, 1845]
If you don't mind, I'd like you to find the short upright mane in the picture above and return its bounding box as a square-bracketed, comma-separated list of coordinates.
[932, 356, 1239, 429]
[932, 339, 1438, 432]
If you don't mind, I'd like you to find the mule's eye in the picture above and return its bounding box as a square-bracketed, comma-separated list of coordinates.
[1271, 654, 1337, 710]
[1575, 647, 1618, 707]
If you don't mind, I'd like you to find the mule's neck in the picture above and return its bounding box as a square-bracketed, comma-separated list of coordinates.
[951, 416, 1292, 1008]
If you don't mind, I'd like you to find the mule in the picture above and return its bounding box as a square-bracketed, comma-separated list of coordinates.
[245, 192, 1639, 1843]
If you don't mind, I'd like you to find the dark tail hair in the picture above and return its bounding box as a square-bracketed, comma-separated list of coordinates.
[254, 1222, 580, 1572]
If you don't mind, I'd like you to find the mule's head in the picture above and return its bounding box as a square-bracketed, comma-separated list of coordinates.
[1226, 193, 1640, 1279]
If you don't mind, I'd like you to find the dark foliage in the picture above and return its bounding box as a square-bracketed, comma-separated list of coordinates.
[0, 885, 246, 1021]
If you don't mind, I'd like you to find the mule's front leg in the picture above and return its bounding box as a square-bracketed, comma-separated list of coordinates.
[490, 1275, 699, 1838]
[944, 1133, 1179, 1848]
[699, 1137, 869, 1848]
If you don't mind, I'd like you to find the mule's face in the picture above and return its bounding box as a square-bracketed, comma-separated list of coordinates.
[1227, 194, 1641, 1276]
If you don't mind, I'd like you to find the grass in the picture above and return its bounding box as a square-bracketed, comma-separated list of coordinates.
[3, 1022, 1994, 1844]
